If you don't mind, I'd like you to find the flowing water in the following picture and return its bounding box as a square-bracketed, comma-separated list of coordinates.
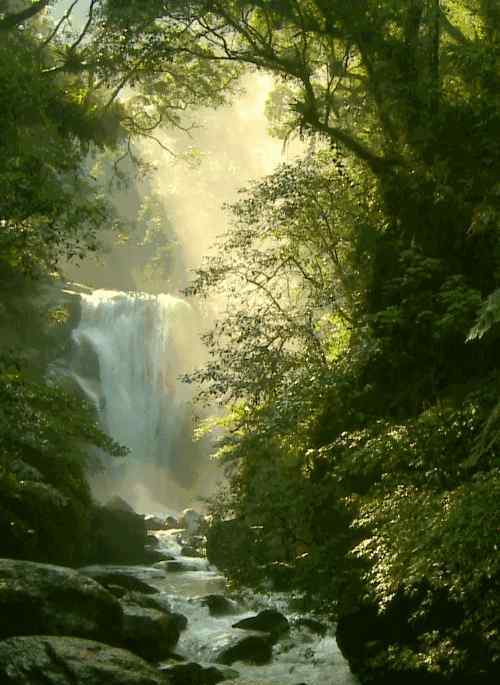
[69, 289, 213, 509]
[69, 287, 358, 683]
[148, 530, 359, 685]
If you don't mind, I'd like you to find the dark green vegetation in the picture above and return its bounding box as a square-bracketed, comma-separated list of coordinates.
[1, 1, 499, 683]
[0, 0, 233, 563]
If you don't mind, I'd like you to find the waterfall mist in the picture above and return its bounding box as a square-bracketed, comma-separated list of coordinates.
[65, 73, 292, 512]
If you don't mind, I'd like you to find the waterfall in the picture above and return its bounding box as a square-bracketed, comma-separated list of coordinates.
[70, 289, 205, 510]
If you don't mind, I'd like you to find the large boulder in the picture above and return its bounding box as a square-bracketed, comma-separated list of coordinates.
[165, 516, 180, 529]
[201, 595, 239, 617]
[232, 610, 289, 642]
[155, 559, 202, 573]
[179, 509, 204, 534]
[89, 504, 149, 564]
[0, 559, 122, 643]
[0, 636, 168, 685]
[121, 604, 180, 661]
[161, 661, 227, 685]
[215, 633, 273, 665]
[79, 565, 162, 595]
[105, 496, 136, 514]
[122, 591, 171, 613]
[145, 515, 168, 531]
[293, 617, 327, 637]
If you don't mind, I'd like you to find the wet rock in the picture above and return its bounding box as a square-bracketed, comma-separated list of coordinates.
[79, 565, 161, 594]
[143, 547, 175, 564]
[181, 544, 204, 557]
[90, 504, 148, 564]
[122, 591, 171, 613]
[106, 584, 128, 599]
[215, 632, 273, 665]
[172, 612, 188, 632]
[232, 609, 289, 641]
[179, 508, 204, 534]
[0, 635, 168, 684]
[0, 559, 122, 643]
[155, 559, 200, 573]
[294, 617, 327, 636]
[201, 594, 239, 617]
[121, 604, 180, 661]
[146, 534, 160, 546]
[145, 515, 167, 531]
[165, 516, 179, 529]
[105, 496, 136, 514]
[161, 661, 227, 685]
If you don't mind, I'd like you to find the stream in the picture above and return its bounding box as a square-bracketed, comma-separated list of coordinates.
[146, 528, 359, 685]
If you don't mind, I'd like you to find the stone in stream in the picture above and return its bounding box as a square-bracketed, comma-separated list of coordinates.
[121, 604, 181, 661]
[79, 564, 164, 594]
[165, 515, 180, 529]
[178, 508, 204, 534]
[122, 590, 172, 613]
[215, 632, 274, 665]
[201, 594, 239, 617]
[293, 617, 328, 636]
[105, 495, 136, 514]
[0, 635, 169, 685]
[145, 514, 168, 531]
[232, 609, 290, 642]
[155, 559, 201, 573]
[0, 559, 122, 643]
[144, 547, 176, 564]
[160, 661, 228, 685]
[181, 544, 204, 558]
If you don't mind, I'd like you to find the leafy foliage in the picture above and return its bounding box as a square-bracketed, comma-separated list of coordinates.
[0, 359, 126, 565]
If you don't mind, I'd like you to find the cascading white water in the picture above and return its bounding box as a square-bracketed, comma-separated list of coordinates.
[71, 289, 205, 509]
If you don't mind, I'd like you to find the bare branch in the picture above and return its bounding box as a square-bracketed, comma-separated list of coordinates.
[41, 0, 81, 47]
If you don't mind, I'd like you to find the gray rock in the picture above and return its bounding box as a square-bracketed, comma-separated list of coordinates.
[145, 515, 167, 531]
[232, 610, 289, 642]
[172, 612, 188, 632]
[91, 505, 148, 565]
[105, 496, 136, 514]
[155, 559, 199, 573]
[165, 516, 179, 529]
[143, 548, 176, 564]
[122, 591, 171, 613]
[146, 534, 160, 546]
[79, 565, 163, 594]
[181, 544, 204, 557]
[201, 594, 239, 617]
[121, 604, 180, 661]
[0, 635, 168, 684]
[215, 632, 273, 665]
[294, 617, 327, 636]
[179, 508, 204, 534]
[0, 559, 122, 643]
[161, 661, 227, 685]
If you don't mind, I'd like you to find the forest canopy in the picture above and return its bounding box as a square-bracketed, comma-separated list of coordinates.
[0, 2, 499, 683]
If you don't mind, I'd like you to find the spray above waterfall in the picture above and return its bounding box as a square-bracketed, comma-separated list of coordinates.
[61, 74, 295, 511]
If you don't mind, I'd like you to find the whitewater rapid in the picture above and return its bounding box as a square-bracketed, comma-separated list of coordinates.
[149, 529, 359, 685]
